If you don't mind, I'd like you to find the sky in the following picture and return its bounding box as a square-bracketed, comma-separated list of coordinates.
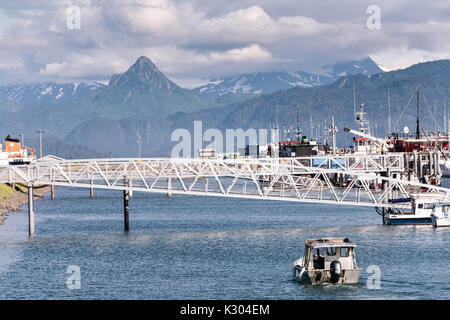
[0, 0, 449, 87]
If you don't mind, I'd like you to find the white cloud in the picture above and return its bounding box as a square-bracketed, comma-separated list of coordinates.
[372, 48, 450, 71]
[40, 62, 68, 75]
[0, 0, 449, 86]
[208, 44, 272, 62]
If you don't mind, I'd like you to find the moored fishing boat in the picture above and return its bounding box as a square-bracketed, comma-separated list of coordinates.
[384, 194, 445, 225]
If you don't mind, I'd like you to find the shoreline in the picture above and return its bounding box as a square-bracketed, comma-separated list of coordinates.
[0, 185, 52, 225]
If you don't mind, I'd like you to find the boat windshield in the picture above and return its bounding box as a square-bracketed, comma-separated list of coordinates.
[418, 203, 435, 210]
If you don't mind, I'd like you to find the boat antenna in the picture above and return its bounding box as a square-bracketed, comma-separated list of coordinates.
[445, 91, 447, 136]
[296, 104, 300, 142]
[275, 105, 279, 130]
[353, 79, 356, 114]
[416, 86, 420, 139]
[434, 99, 437, 134]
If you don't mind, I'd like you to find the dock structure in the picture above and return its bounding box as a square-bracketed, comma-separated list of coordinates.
[1, 153, 449, 235]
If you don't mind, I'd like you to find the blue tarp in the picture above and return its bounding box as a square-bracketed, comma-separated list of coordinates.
[388, 198, 412, 203]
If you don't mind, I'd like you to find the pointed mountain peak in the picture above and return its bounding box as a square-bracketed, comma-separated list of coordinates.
[133, 56, 158, 70]
[128, 56, 161, 78]
[107, 56, 181, 92]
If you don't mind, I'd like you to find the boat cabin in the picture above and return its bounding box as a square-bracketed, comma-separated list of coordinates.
[293, 237, 362, 285]
[352, 137, 378, 154]
[0, 135, 35, 166]
[304, 238, 358, 271]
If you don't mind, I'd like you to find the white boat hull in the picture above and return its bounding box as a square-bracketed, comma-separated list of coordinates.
[293, 257, 361, 285]
[431, 215, 450, 227]
[385, 214, 432, 225]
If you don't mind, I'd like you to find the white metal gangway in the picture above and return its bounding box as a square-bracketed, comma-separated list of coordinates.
[1, 154, 449, 235]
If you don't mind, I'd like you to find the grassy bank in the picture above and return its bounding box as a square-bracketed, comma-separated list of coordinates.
[0, 183, 16, 200]
[1, 183, 51, 225]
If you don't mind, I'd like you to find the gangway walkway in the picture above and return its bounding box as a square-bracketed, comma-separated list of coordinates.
[1, 154, 449, 235]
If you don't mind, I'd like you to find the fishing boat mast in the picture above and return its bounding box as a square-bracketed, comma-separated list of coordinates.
[328, 115, 338, 154]
[416, 86, 420, 139]
[388, 87, 392, 135]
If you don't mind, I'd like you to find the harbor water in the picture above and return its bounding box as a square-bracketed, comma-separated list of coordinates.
[0, 183, 449, 299]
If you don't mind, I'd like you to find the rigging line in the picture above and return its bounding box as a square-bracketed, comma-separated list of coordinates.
[422, 93, 440, 131]
[394, 91, 414, 130]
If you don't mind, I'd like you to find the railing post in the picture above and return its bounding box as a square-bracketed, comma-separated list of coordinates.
[386, 168, 392, 200]
[90, 173, 94, 198]
[28, 182, 34, 236]
[167, 176, 172, 197]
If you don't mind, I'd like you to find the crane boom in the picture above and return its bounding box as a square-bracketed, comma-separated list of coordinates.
[343, 127, 389, 151]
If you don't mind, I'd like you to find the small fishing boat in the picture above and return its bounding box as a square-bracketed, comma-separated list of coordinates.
[431, 202, 450, 227]
[293, 238, 362, 285]
[384, 194, 446, 225]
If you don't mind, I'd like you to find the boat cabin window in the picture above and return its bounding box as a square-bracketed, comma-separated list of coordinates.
[326, 247, 337, 256]
[313, 248, 325, 269]
[340, 247, 350, 257]
[418, 203, 434, 209]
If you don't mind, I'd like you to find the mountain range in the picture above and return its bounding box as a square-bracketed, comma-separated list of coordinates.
[0, 56, 448, 158]
[0, 57, 382, 108]
[193, 57, 383, 102]
[0, 82, 106, 109]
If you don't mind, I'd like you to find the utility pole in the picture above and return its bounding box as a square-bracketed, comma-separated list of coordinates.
[36, 130, 44, 158]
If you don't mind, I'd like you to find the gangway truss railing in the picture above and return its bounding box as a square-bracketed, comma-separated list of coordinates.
[1, 154, 449, 209]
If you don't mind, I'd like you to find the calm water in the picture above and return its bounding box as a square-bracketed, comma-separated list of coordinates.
[0, 183, 449, 300]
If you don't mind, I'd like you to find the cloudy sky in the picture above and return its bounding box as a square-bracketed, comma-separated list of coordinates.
[0, 0, 449, 87]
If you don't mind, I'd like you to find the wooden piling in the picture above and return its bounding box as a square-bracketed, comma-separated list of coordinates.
[51, 184, 55, 200]
[90, 187, 94, 199]
[28, 183, 34, 236]
[123, 177, 130, 231]
[167, 177, 172, 197]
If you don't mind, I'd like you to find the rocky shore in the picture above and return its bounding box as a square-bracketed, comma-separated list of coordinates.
[0, 185, 52, 225]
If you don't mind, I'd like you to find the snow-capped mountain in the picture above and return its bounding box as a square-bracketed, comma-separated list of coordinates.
[0, 81, 106, 106]
[195, 57, 383, 100]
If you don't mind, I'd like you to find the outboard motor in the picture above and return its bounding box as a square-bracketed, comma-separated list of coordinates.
[330, 261, 342, 284]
